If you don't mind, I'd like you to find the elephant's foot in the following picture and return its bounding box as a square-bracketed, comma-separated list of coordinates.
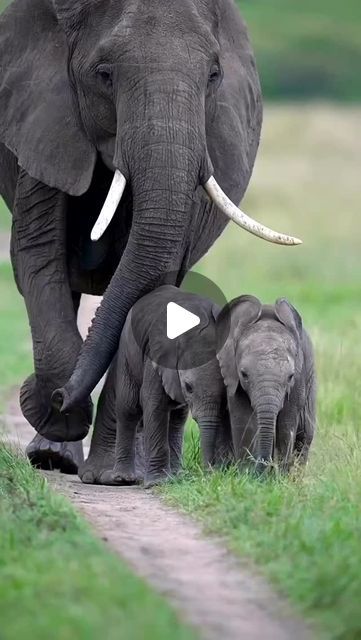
[98, 465, 139, 486]
[21, 374, 92, 442]
[26, 434, 84, 474]
[144, 468, 171, 489]
[79, 450, 116, 484]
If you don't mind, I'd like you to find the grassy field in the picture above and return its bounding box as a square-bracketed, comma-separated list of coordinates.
[0, 104, 360, 637]
[159, 104, 361, 638]
[0, 446, 196, 640]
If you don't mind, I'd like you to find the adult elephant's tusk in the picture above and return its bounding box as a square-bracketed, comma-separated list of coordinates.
[91, 170, 127, 241]
[204, 176, 302, 246]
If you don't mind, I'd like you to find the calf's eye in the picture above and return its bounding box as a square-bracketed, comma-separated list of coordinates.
[208, 61, 223, 88]
[185, 382, 193, 394]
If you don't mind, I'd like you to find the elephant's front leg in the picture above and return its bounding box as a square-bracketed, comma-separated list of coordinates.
[142, 364, 171, 488]
[168, 405, 188, 476]
[276, 408, 298, 473]
[79, 360, 117, 484]
[228, 392, 258, 469]
[91, 352, 142, 486]
[12, 171, 92, 456]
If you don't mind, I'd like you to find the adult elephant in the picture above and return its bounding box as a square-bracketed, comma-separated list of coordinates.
[0, 0, 299, 471]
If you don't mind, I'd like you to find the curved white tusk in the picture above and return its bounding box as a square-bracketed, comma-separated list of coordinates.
[204, 176, 302, 246]
[91, 170, 127, 241]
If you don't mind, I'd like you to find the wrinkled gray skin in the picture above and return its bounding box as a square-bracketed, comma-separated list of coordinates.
[217, 296, 316, 475]
[0, 0, 261, 471]
[80, 286, 231, 487]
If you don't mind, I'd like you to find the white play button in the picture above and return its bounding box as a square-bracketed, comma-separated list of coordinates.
[167, 302, 200, 340]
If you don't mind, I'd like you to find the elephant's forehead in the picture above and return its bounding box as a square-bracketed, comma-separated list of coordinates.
[102, 0, 217, 58]
[240, 324, 296, 358]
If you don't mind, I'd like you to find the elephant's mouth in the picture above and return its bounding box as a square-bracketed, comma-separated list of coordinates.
[91, 168, 302, 247]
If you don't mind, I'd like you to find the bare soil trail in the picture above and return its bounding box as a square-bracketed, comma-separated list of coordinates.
[3, 393, 313, 640]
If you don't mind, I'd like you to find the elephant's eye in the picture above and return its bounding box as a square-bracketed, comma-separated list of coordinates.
[240, 369, 249, 381]
[208, 61, 223, 88]
[185, 382, 193, 394]
[96, 64, 113, 89]
[288, 373, 295, 383]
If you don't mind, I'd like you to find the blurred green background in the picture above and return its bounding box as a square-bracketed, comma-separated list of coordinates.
[240, 0, 361, 101]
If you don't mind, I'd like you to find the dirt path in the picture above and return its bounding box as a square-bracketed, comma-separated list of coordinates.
[3, 393, 312, 640]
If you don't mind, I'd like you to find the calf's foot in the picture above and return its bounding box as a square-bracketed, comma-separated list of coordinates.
[26, 434, 84, 474]
[79, 449, 116, 484]
[144, 468, 171, 489]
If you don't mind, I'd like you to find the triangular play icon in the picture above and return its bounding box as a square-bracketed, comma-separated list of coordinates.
[166, 302, 200, 340]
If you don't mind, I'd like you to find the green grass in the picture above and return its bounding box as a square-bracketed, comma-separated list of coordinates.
[159, 105, 361, 638]
[0, 445, 196, 640]
[240, 0, 361, 101]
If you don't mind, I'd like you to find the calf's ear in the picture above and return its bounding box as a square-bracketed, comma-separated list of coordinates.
[216, 295, 262, 396]
[0, 0, 96, 195]
[275, 298, 303, 338]
[217, 337, 239, 396]
[153, 364, 183, 404]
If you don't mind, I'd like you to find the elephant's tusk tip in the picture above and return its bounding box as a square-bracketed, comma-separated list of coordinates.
[90, 228, 101, 242]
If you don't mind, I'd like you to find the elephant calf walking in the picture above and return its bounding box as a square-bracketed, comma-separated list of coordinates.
[81, 285, 231, 487]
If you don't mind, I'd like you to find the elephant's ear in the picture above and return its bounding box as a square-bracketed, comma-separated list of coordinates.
[216, 295, 262, 395]
[0, 0, 96, 196]
[217, 336, 238, 396]
[275, 298, 303, 339]
[153, 364, 183, 404]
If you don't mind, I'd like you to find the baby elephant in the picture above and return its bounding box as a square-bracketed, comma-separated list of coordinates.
[103, 285, 229, 488]
[217, 295, 316, 474]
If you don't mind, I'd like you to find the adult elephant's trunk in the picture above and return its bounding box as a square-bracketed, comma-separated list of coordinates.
[54, 73, 207, 411]
[254, 393, 281, 475]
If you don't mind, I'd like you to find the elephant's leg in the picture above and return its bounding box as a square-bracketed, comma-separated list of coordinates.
[12, 171, 92, 445]
[168, 405, 188, 476]
[228, 393, 257, 469]
[142, 364, 171, 488]
[26, 292, 84, 473]
[276, 411, 298, 473]
[294, 377, 316, 467]
[79, 360, 118, 484]
[214, 412, 234, 468]
[100, 407, 142, 486]
[25, 293, 85, 474]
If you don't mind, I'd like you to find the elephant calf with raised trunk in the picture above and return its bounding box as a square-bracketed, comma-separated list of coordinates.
[217, 295, 316, 474]
[81, 285, 232, 487]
